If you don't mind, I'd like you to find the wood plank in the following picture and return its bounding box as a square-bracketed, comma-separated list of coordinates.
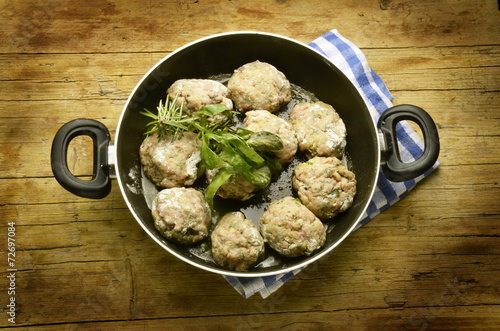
[0, 53, 156, 102]
[368, 44, 500, 67]
[23, 305, 500, 330]
[1, 0, 499, 54]
[1, 45, 498, 103]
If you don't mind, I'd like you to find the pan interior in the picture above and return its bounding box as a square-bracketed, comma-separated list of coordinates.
[116, 32, 379, 276]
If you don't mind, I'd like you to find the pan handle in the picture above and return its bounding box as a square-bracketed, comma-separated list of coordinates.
[377, 104, 440, 182]
[51, 119, 112, 199]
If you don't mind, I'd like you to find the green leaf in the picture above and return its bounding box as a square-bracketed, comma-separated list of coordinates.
[247, 131, 284, 152]
[239, 167, 271, 189]
[201, 134, 225, 169]
[220, 132, 266, 168]
[235, 127, 254, 140]
[197, 161, 207, 179]
[205, 168, 232, 210]
[196, 104, 235, 132]
[209, 136, 270, 189]
[197, 104, 230, 117]
[218, 143, 250, 171]
[264, 153, 283, 180]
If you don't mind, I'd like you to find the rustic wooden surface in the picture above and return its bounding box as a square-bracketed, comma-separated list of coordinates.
[1, 0, 499, 329]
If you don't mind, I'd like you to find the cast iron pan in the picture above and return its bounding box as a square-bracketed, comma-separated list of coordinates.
[51, 32, 439, 277]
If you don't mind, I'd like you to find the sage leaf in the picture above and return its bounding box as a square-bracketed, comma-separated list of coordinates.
[205, 168, 232, 210]
[201, 134, 225, 169]
[247, 131, 284, 152]
[264, 153, 283, 180]
[220, 132, 266, 168]
[197, 104, 230, 117]
[235, 127, 254, 140]
[239, 167, 271, 189]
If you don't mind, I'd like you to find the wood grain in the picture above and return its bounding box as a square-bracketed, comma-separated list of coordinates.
[0, 0, 499, 329]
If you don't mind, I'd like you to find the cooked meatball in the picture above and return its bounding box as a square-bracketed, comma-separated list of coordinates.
[289, 101, 347, 159]
[260, 197, 326, 257]
[152, 187, 212, 244]
[228, 61, 291, 113]
[139, 132, 201, 188]
[293, 156, 356, 219]
[211, 211, 265, 271]
[244, 110, 298, 164]
[167, 79, 233, 116]
[206, 166, 271, 201]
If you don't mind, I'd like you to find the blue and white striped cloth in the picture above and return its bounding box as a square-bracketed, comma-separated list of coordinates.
[225, 29, 440, 298]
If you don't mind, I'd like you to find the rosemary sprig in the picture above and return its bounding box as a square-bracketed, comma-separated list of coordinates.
[140, 93, 187, 141]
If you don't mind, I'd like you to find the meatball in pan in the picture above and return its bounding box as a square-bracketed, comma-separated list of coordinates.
[152, 187, 212, 245]
[211, 212, 265, 271]
[244, 110, 298, 164]
[139, 132, 201, 188]
[167, 79, 233, 116]
[228, 61, 291, 113]
[289, 101, 347, 159]
[293, 156, 356, 219]
[260, 197, 326, 258]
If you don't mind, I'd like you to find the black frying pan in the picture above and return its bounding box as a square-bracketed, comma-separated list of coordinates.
[51, 32, 439, 277]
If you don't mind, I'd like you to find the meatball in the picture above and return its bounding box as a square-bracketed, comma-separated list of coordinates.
[293, 156, 356, 219]
[228, 61, 291, 113]
[206, 166, 271, 201]
[244, 110, 298, 164]
[289, 101, 347, 159]
[260, 197, 326, 257]
[211, 211, 265, 271]
[139, 132, 201, 188]
[152, 187, 212, 244]
[167, 79, 233, 116]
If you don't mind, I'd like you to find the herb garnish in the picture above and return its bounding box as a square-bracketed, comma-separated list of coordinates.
[141, 95, 283, 210]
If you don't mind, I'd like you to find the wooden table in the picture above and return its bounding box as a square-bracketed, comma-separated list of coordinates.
[1, 0, 499, 329]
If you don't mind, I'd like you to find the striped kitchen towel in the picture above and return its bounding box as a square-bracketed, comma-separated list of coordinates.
[224, 29, 440, 298]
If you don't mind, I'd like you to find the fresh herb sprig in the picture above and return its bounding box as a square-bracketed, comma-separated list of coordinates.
[141, 95, 283, 210]
[141, 93, 187, 141]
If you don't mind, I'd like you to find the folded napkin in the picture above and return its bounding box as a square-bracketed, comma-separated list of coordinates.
[224, 29, 440, 298]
